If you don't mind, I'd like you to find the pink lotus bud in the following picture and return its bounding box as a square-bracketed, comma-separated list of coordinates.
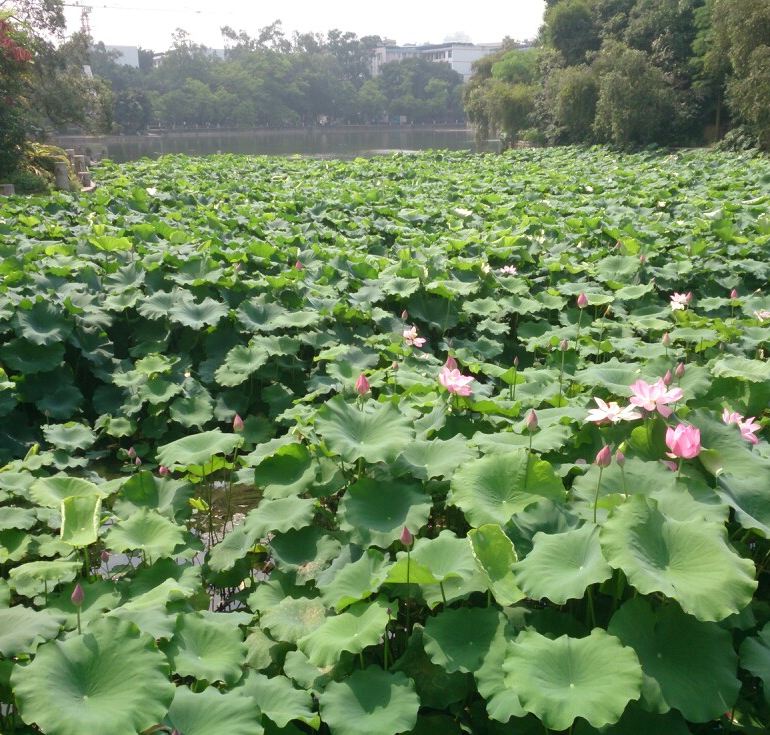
[127, 446, 136, 459]
[615, 449, 625, 467]
[355, 373, 370, 396]
[294, 260, 303, 270]
[71, 583, 84, 607]
[665, 423, 701, 459]
[662, 332, 671, 347]
[100, 550, 110, 562]
[445, 355, 458, 371]
[233, 413, 244, 432]
[686, 292, 693, 303]
[730, 288, 738, 300]
[595, 445, 612, 468]
[675, 362, 685, 379]
[391, 361, 399, 371]
[639, 254, 647, 264]
[663, 369, 672, 386]
[401, 310, 408, 320]
[134, 456, 142, 467]
[158, 465, 170, 476]
[577, 292, 588, 309]
[559, 339, 569, 352]
[513, 356, 519, 368]
[526, 409, 538, 432]
[400, 527, 413, 546]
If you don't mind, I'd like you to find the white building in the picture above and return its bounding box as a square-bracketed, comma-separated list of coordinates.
[105, 45, 140, 68]
[371, 42, 503, 82]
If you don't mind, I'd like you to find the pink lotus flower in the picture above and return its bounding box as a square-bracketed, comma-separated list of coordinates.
[438, 366, 473, 396]
[723, 408, 761, 444]
[754, 310, 770, 322]
[670, 292, 692, 311]
[498, 265, 518, 276]
[294, 260, 303, 270]
[403, 325, 426, 348]
[355, 373, 370, 396]
[586, 397, 642, 425]
[158, 465, 170, 477]
[665, 424, 701, 459]
[629, 378, 683, 418]
[722, 408, 742, 426]
[577, 292, 589, 309]
[595, 445, 612, 467]
[444, 355, 458, 371]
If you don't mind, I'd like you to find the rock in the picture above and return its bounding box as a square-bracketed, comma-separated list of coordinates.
[0, 184, 15, 196]
[54, 162, 71, 190]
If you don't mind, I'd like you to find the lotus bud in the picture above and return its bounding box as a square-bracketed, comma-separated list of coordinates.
[559, 339, 569, 352]
[294, 260, 303, 270]
[615, 449, 625, 467]
[513, 356, 519, 368]
[595, 445, 612, 468]
[71, 583, 84, 607]
[675, 362, 685, 379]
[730, 288, 738, 300]
[662, 332, 671, 347]
[134, 456, 142, 467]
[127, 446, 136, 459]
[577, 292, 588, 309]
[233, 413, 244, 432]
[158, 465, 170, 477]
[391, 361, 399, 372]
[400, 527, 413, 546]
[100, 550, 110, 562]
[663, 369, 672, 386]
[639, 254, 647, 264]
[355, 373, 370, 396]
[526, 409, 538, 432]
[401, 310, 408, 320]
[445, 355, 457, 371]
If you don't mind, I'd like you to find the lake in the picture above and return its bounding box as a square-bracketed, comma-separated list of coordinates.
[54, 126, 499, 163]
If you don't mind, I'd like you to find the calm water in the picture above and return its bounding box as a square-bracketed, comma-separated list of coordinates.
[55, 126, 498, 163]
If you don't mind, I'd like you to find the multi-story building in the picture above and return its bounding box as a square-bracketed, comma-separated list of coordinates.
[371, 41, 503, 82]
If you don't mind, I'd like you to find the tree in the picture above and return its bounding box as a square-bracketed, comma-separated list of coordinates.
[544, 0, 601, 65]
[546, 64, 599, 143]
[0, 11, 33, 176]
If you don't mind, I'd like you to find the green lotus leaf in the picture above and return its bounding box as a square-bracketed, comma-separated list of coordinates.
[384, 557, 440, 585]
[468, 523, 524, 606]
[712, 355, 770, 383]
[423, 607, 504, 673]
[28, 370, 83, 418]
[169, 382, 215, 428]
[474, 621, 526, 723]
[0, 606, 63, 656]
[514, 524, 612, 604]
[394, 435, 477, 480]
[165, 686, 263, 735]
[261, 596, 327, 644]
[104, 508, 186, 560]
[112, 471, 194, 522]
[270, 526, 342, 584]
[169, 296, 229, 329]
[449, 450, 565, 527]
[408, 530, 476, 584]
[0, 507, 36, 530]
[0, 338, 65, 374]
[600, 496, 757, 621]
[503, 628, 643, 731]
[317, 547, 389, 611]
[135, 353, 178, 375]
[208, 523, 262, 572]
[60, 494, 101, 547]
[166, 612, 246, 685]
[0, 528, 34, 562]
[253, 443, 317, 499]
[573, 703, 691, 734]
[29, 475, 101, 508]
[470, 425, 573, 454]
[392, 626, 472, 709]
[12, 617, 174, 735]
[608, 597, 740, 721]
[244, 496, 316, 538]
[14, 301, 72, 346]
[42, 422, 96, 452]
[89, 234, 132, 251]
[239, 672, 315, 728]
[298, 599, 389, 667]
[740, 622, 770, 706]
[319, 667, 420, 735]
[137, 376, 184, 405]
[315, 395, 414, 464]
[338, 477, 431, 547]
[156, 429, 243, 468]
[215, 344, 269, 387]
[9, 560, 82, 597]
[574, 359, 644, 394]
[46, 579, 121, 628]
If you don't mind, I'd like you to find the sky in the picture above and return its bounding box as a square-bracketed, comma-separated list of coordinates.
[63, 0, 546, 52]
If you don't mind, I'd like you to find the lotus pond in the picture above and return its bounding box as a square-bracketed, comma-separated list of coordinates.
[1, 147, 770, 735]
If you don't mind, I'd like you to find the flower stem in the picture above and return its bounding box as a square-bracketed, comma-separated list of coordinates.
[575, 309, 583, 347]
[586, 587, 597, 629]
[405, 548, 411, 632]
[593, 467, 604, 524]
[510, 365, 517, 401]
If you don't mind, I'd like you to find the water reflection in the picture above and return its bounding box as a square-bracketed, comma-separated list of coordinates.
[54, 126, 498, 163]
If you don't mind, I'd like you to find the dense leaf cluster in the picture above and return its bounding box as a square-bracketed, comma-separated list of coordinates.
[1, 148, 770, 733]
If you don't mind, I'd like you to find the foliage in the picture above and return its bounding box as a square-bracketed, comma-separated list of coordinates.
[1, 147, 770, 734]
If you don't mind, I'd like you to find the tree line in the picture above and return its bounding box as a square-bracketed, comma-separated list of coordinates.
[465, 0, 770, 150]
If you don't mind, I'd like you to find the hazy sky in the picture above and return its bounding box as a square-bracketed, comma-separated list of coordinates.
[64, 0, 546, 51]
